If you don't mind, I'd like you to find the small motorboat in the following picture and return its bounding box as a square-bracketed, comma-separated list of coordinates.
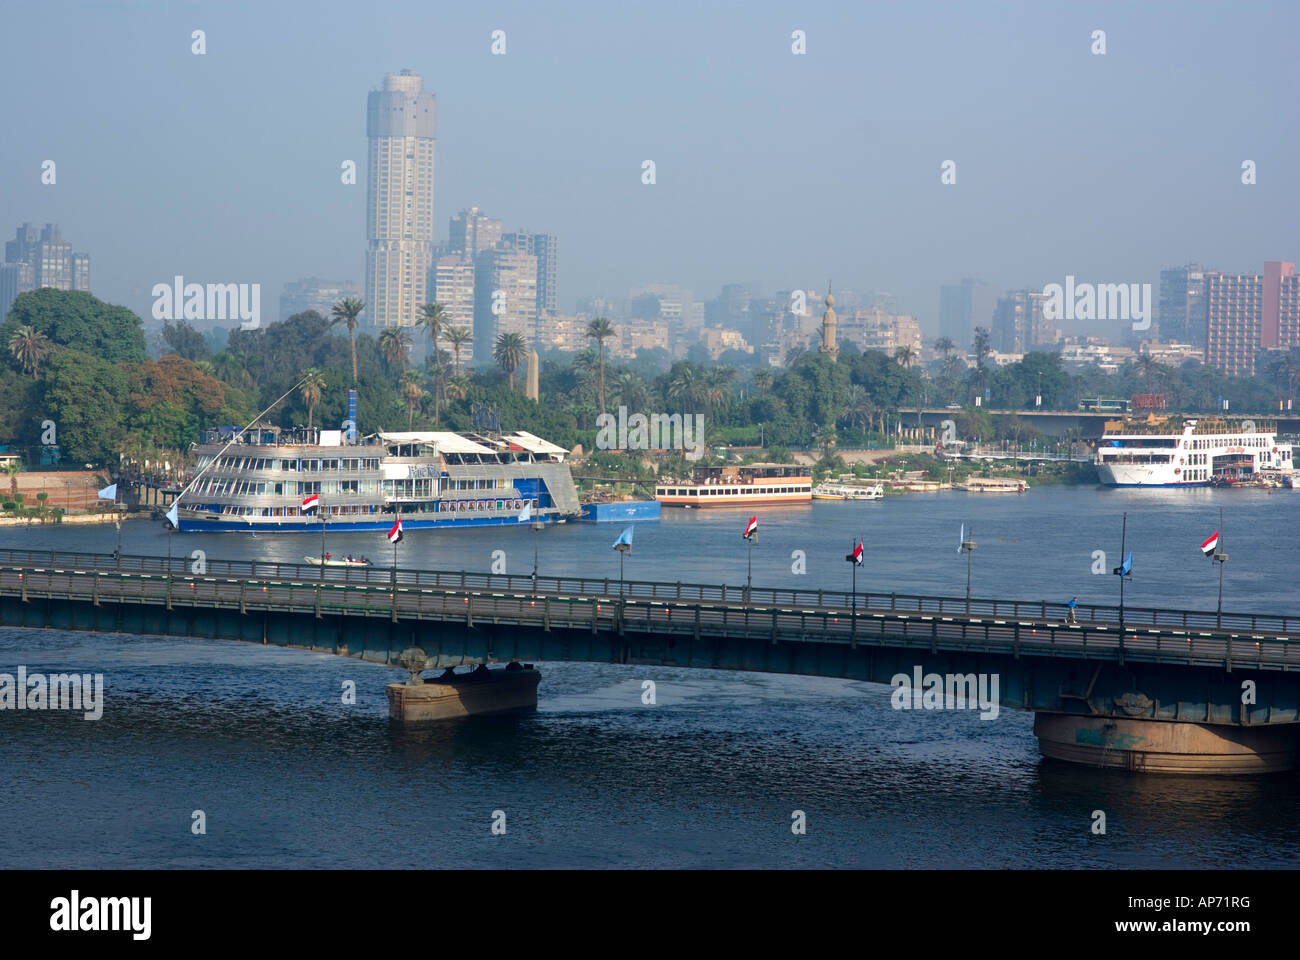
[304, 555, 372, 567]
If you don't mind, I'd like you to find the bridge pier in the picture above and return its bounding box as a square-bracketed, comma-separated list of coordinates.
[1033, 713, 1299, 775]
[386, 663, 540, 722]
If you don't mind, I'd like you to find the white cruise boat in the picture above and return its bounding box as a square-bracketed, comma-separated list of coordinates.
[812, 481, 884, 501]
[1095, 416, 1293, 487]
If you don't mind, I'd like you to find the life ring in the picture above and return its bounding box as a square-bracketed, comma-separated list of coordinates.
[1179, 457, 1184, 465]
[1174, 467, 1180, 475]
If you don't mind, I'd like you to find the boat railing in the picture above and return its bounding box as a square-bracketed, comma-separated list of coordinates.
[0, 546, 1295, 635]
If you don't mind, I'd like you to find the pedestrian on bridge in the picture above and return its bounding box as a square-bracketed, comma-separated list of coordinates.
[1067, 596, 1078, 624]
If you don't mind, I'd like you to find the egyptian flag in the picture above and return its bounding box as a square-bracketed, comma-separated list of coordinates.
[846, 539, 863, 565]
[302, 494, 319, 513]
[1201, 531, 1219, 557]
[388, 515, 404, 543]
[743, 515, 757, 540]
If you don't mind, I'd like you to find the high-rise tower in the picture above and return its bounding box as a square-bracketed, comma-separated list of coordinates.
[365, 70, 436, 328]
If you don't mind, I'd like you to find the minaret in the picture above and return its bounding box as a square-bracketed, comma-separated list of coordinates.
[820, 282, 838, 359]
[526, 348, 540, 402]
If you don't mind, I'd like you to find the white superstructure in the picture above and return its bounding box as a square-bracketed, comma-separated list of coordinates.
[1096, 416, 1293, 486]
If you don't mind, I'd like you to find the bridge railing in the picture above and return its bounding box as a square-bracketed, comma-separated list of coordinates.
[3, 565, 1298, 673]
[0, 546, 1295, 634]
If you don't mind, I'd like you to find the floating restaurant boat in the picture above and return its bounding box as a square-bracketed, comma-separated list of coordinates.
[173, 423, 581, 532]
[812, 481, 884, 501]
[1095, 415, 1294, 487]
[955, 477, 1029, 493]
[654, 464, 812, 508]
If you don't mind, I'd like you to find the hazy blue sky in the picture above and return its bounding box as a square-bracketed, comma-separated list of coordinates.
[2, 0, 1297, 340]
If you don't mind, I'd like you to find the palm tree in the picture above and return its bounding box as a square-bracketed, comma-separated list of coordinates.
[667, 365, 704, 411]
[703, 366, 736, 416]
[814, 423, 838, 460]
[330, 296, 365, 383]
[1134, 354, 1167, 392]
[752, 368, 774, 397]
[972, 327, 992, 369]
[494, 332, 528, 390]
[379, 327, 412, 373]
[841, 384, 873, 431]
[445, 325, 473, 373]
[425, 355, 446, 423]
[9, 325, 50, 379]
[612, 369, 648, 413]
[299, 368, 326, 429]
[585, 317, 615, 415]
[4, 460, 20, 500]
[893, 345, 917, 369]
[934, 336, 956, 359]
[445, 372, 471, 403]
[419, 302, 446, 365]
[400, 370, 424, 429]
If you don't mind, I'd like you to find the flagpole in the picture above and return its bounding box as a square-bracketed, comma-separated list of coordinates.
[746, 535, 753, 605]
[1118, 511, 1127, 631]
[320, 493, 327, 581]
[1215, 507, 1228, 628]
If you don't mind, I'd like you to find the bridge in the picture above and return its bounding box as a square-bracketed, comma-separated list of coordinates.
[901, 408, 1300, 438]
[1, 547, 1298, 774]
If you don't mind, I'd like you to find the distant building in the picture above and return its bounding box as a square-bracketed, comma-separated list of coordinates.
[938, 279, 998, 349]
[839, 307, 922, 356]
[536, 314, 588, 353]
[1205, 261, 1300, 376]
[432, 255, 476, 342]
[365, 70, 437, 328]
[1157, 263, 1208, 347]
[449, 207, 503, 260]
[992, 290, 1052, 353]
[1, 222, 89, 319]
[279, 278, 363, 322]
[473, 247, 538, 360]
[701, 326, 752, 360]
[0, 261, 34, 321]
[502, 232, 558, 317]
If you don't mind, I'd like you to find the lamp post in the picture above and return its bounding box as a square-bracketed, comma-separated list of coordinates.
[531, 517, 544, 594]
[960, 523, 977, 613]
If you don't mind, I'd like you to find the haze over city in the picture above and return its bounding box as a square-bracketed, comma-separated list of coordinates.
[2, 0, 1297, 343]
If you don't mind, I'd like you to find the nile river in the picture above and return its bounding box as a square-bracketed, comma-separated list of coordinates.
[2, 486, 1298, 868]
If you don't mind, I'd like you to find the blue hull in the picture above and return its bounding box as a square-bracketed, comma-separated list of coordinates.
[579, 500, 661, 522]
[178, 515, 560, 533]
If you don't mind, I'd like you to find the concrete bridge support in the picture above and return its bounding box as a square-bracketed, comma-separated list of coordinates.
[386, 663, 540, 722]
[1033, 713, 1300, 774]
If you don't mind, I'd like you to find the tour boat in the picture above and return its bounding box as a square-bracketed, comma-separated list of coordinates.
[173, 424, 581, 532]
[1095, 416, 1293, 487]
[812, 482, 884, 501]
[304, 556, 372, 567]
[655, 464, 812, 508]
[956, 477, 1029, 493]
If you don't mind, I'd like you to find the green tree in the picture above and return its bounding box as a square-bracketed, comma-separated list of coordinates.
[445, 325, 473, 373]
[2, 289, 146, 363]
[400, 370, 424, 428]
[494, 332, 527, 391]
[8, 325, 50, 378]
[586, 316, 615, 415]
[420, 302, 446, 365]
[329, 296, 365, 383]
[378, 327, 412, 373]
[300, 368, 326, 429]
[42, 349, 130, 463]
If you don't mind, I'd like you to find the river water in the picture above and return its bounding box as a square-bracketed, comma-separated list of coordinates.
[2, 486, 1298, 868]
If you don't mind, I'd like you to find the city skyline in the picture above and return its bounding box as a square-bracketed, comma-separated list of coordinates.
[2, 3, 1296, 347]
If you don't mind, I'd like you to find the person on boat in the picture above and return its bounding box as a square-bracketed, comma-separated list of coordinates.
[1066, 596, 1078, 624]
[324, 552, 331, 562]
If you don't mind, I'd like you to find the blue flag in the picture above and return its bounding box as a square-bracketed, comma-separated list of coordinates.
[612, 525, 634, 549]
[164, 502, 179, 530]
[1112, 552, 1133, 576]
[97, 483, 117, 500]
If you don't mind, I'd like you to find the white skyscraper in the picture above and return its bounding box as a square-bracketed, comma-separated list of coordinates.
[365, 70, 436, 328]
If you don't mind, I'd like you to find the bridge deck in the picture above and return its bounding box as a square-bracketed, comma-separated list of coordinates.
[0, 549, 1296, 673]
